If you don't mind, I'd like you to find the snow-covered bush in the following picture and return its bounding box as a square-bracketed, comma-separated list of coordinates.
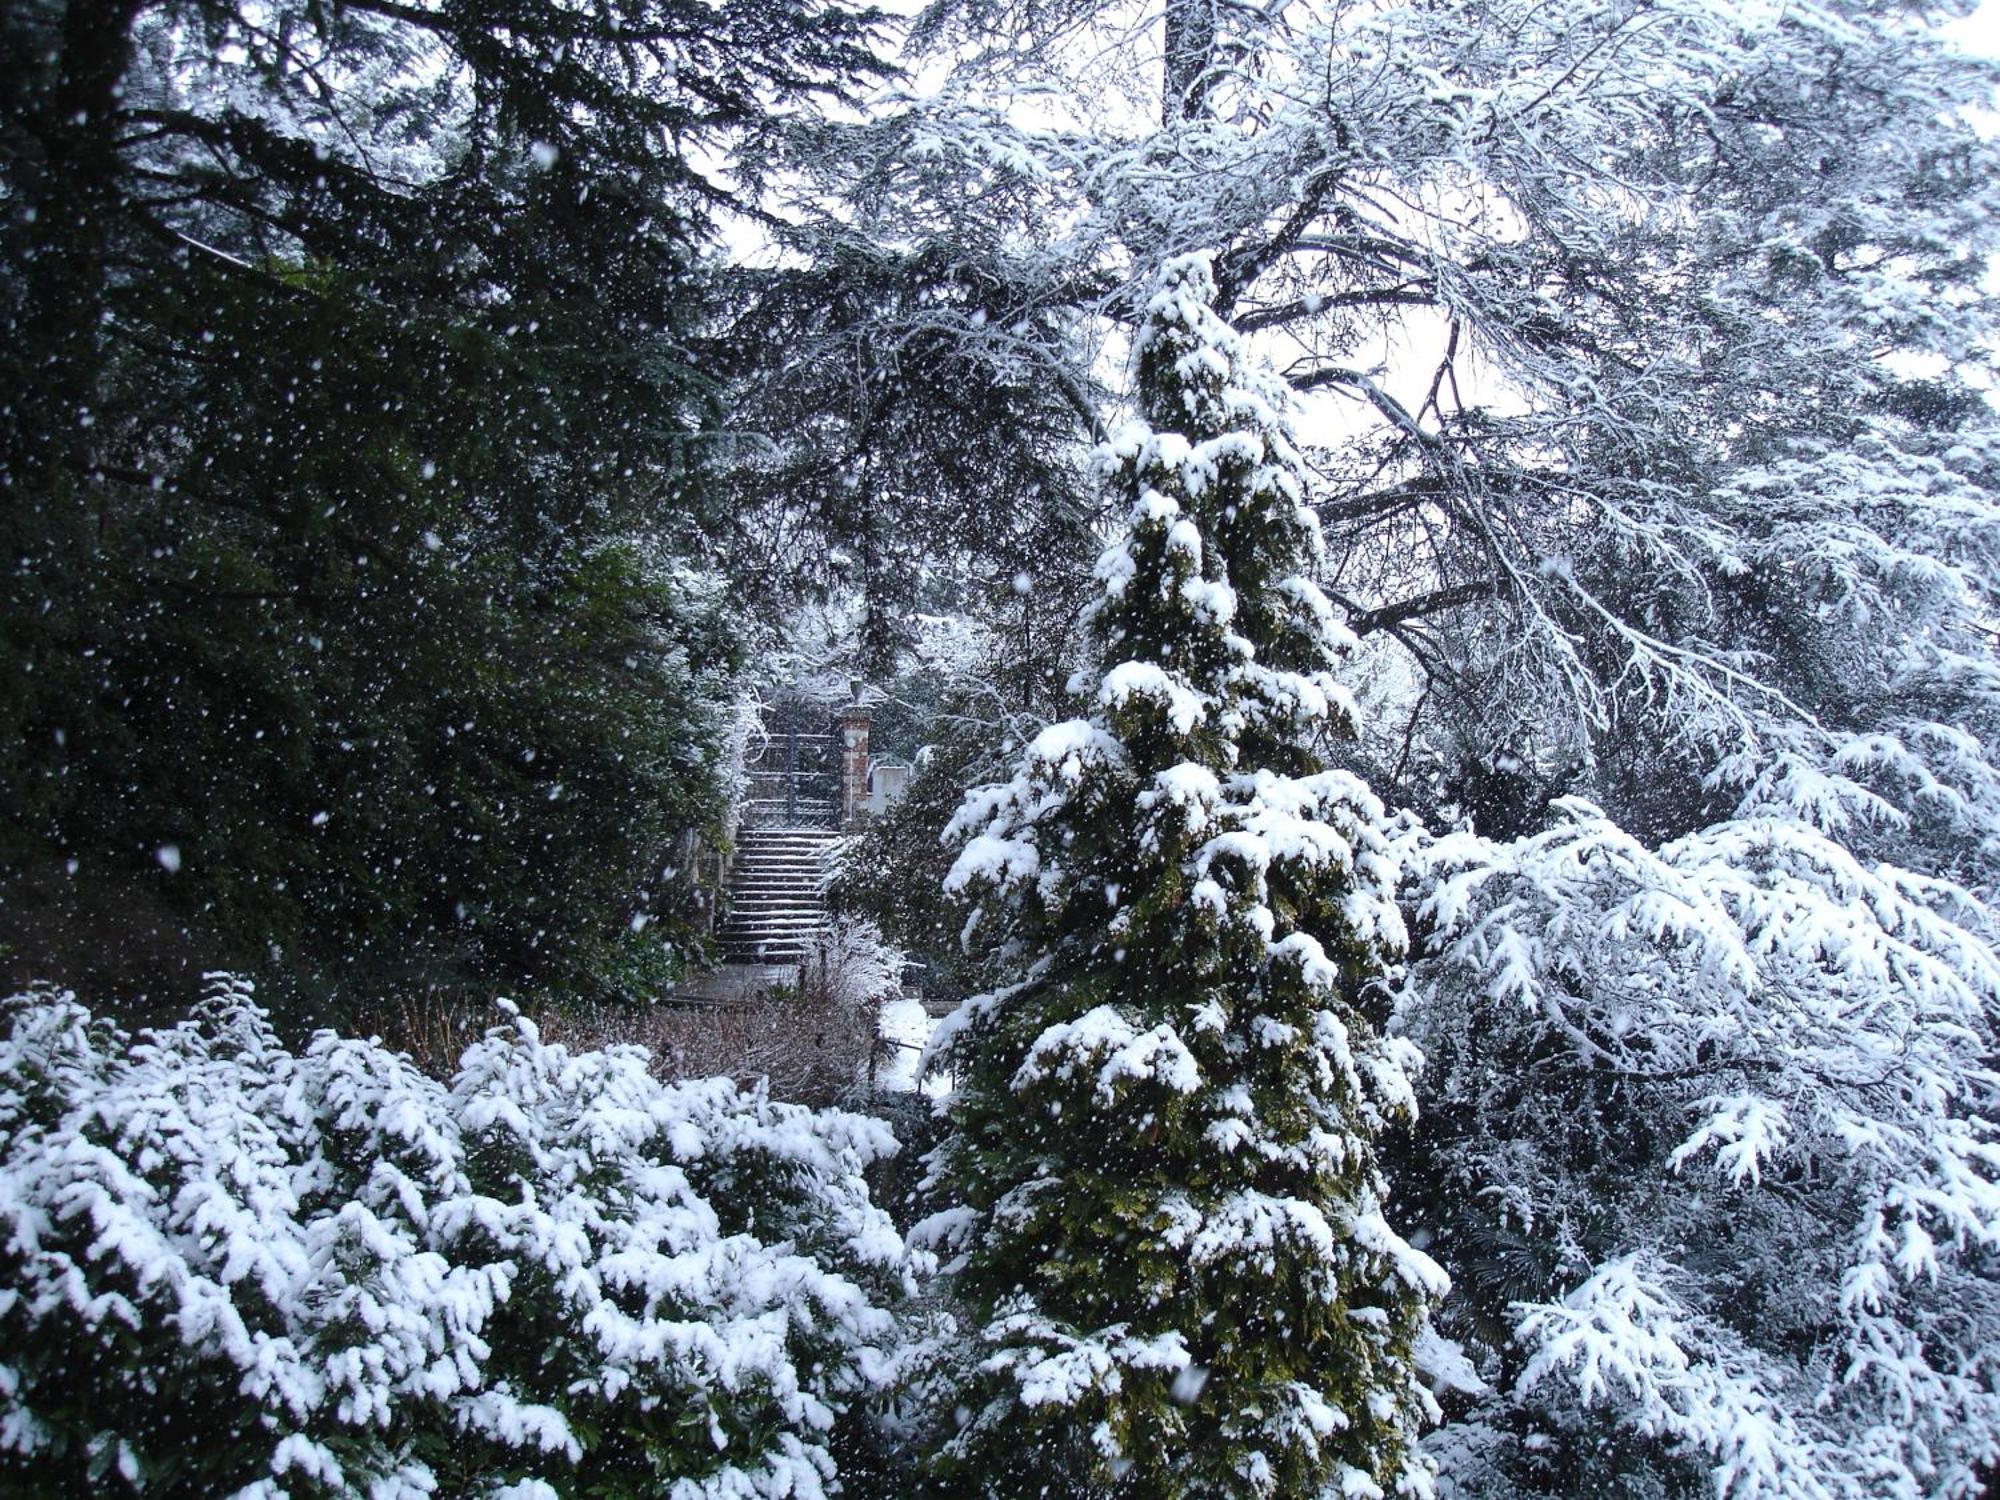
[795, 917, 905, 1021]
[0, 975, 924, 1498]
[793, 917, 907, 1094]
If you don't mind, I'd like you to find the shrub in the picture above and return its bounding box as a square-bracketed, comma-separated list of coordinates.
[0, 975, 924, 1497]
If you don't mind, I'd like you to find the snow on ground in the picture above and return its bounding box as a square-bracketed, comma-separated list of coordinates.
[877, 997, 946, 1095]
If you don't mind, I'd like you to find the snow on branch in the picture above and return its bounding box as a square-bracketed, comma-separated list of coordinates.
[1397, 798, 2000, 1496]
[0, 979, 924, 1497]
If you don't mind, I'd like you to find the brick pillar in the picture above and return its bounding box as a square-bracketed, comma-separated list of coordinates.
[837, 702, 872, 829]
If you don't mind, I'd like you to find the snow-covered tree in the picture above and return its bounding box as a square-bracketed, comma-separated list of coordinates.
[783, 7, 2000, 1491]
[1390, 802, 2000, 1498]
[924, 253, 1445, 1498]
[785, 0, 1999, 827]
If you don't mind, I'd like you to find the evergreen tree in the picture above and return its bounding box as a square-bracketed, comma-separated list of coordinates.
[796, 5, 2000, 1485]
[924, 253, 1444, 1498]
[0, 0, 886, 1012]
[716, 239, 1105, 676]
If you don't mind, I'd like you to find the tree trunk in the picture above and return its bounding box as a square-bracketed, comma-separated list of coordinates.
[1161, 0, 1215, 122]
[8, 0, 142, 484]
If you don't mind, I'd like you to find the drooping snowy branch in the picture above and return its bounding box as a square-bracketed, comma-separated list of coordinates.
[1392, 801, 2000, 1498]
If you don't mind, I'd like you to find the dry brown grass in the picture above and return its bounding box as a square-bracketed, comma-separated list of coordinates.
[351, 993, 877, 1105]
[343, 990, 487, 1082]
[349, 923, 902, 1108]
[559, 995, 877, 1106]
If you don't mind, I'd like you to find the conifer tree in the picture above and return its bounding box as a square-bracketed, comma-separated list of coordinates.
[925, 253, 1445, 1498]
[0, 0, 885, 1012]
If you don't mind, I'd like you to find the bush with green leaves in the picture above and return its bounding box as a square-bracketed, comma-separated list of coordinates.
[0, 975, 925, 1497]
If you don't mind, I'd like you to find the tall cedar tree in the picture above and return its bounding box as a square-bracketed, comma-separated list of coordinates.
[926, 254, 1445, 1498]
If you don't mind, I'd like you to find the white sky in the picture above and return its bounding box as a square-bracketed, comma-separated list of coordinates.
[1948, 0, 2000, 56]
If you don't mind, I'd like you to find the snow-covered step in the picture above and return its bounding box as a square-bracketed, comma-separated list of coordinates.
[716, 826, 841, 967]
[719, 944, 824, 964]
[718, 931, 830, 956]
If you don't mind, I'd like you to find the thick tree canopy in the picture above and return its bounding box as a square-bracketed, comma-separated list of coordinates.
[1, 0, 1996, 1494]
[0, 0, 887, 1008]
[802, 0, 2000, 825]
[819, 1, 2000, 1494]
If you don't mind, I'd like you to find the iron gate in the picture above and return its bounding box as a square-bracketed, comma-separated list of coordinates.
[740, 725, 838, 828]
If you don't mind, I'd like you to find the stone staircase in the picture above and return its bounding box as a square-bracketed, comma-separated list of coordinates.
[715, 826, 839, 965]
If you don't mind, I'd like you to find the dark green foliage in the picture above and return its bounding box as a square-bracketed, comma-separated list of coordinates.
[717, 240, 1102, 673]
[0, 0, 888, 1014]
[829, 564, 1097, 997]
[831, 716, 1007, 1004]
[920, 255, 1442, 1498]
[832, 608, 1091, 999]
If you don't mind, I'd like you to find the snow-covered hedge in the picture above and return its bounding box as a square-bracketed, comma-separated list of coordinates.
[0, 977, 922, 1498]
